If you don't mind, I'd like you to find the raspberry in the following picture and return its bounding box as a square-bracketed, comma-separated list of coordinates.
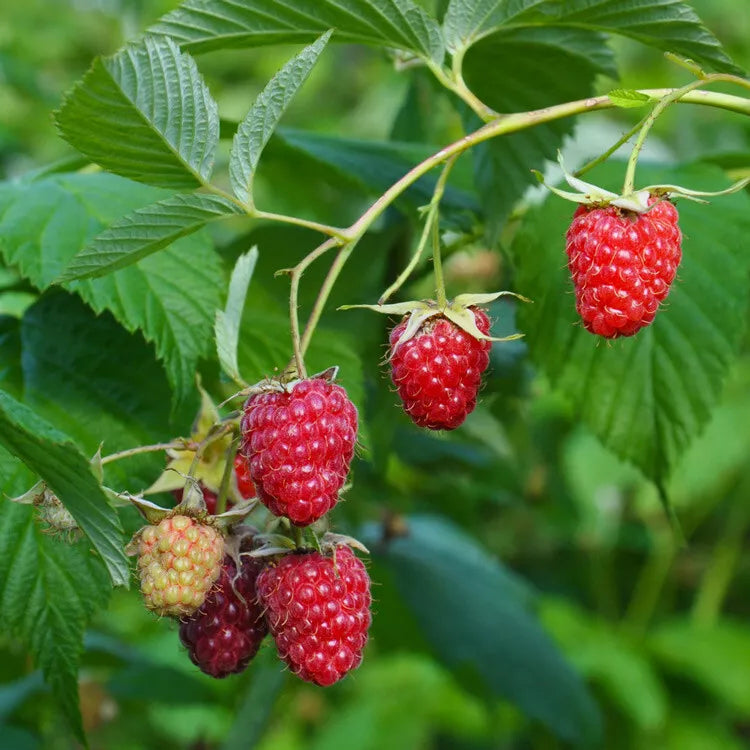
[179, 554, 267, 678]
[240, 378, 358, 526]
[257, 546, 371, 686]
[233, 453, 256, 499]
[389, 307, 491, 430]
[565, 198, 682, 338]
[137, 515, 224, 617]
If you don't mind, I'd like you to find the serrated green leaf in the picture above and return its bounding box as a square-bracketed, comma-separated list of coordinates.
[608, 88, 652, 108]
[230, 32, 331, 205]
[511, 162, 750, 487]
[0, 444, 108, 737]
[54, 36, 219, 189]
[364, 515, 602, 745]
[0, 389, 128, 586]
[151, 0, 444, 64]
[56, 193, 243, 282]
[443, 0, 740, 75]
[0, 483, 111, 743]
[215, 247, 258, 384]
[462, 26, 615, 240]
[0, 173, 222, 402]
[9, 292, 184, 494]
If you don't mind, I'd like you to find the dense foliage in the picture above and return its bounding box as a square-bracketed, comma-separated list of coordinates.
[1, 1, 750, 749]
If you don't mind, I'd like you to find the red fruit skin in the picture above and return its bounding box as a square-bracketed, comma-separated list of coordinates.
[389, 307, 491, 431]
[233, 453, 256, 499]
[565, 198, 682, 338]
[240, 379, 358, 526]
[257, 546, 371, 686]
[179, 555, 267, 678]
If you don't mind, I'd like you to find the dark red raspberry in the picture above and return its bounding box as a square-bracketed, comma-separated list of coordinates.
[240, 378, 358, 526]
[179, 555, 267, 678]
[565, 197, 682, 338]
[257, 546, 371, 686]
[233, 453, 256, 499]
[389, 307, 491, 431]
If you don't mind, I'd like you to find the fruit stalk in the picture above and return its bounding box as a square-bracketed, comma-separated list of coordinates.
[289, 85, 750, 355]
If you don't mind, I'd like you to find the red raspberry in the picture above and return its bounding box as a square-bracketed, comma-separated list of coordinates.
[233, 453, 256, 499]
[565, 198, 682, 338]
[257, 546, 371, 686]
[179, 555, 267, 678]
[389, 307, 491, 430]
[240, 379, 358, 526]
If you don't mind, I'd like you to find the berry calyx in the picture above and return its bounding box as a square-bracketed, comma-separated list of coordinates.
[179, 554, 267, 678]
[390, 307, 491, 430]
[257, 545, 371, 686]
[240, 376, 358, 526]
[566, 197, 682, 338]
[136, 514, 224, 618]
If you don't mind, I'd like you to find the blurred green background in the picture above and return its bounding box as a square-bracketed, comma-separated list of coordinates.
[2, 1, 750, 749]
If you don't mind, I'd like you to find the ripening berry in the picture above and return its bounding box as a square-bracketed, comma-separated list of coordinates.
[136, 515, 224, 618]
[565, 198, 682, 338]
[179, 554, 267, 678]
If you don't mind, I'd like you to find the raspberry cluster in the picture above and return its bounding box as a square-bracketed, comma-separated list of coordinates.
[179, 555, 267, 678]
[389, 307, 492, 430]
[240, 378, 358, 526]
[566, 198, 682, 338]
[136, 515, 224, 618]
[257, 546, 372, 686]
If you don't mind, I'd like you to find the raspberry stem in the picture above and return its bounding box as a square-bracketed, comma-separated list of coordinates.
[215, 439, 240, 516]
[100, 440, 197, 466]
[280, 85, 750, 363]
[380, 154, 458, 305]
[623, 74, 750, 195]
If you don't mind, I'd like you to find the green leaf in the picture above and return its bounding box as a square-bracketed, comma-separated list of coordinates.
[608, 88, 651, 109]
[12, 292, 184, 493]
[462, 26, 615, 239]
[56, 193, 242, 282]
[511, 162, 750, 487]
[0, 173, 223, 402]
[541, 599, 667, 732]
[222, 647, 286, 750]
[151, 0, 445, 64]
[0, 487, 111, 743]
[273, 128, 478, 217]
[230, 32, 332, 205]
[650, 619, 750, 716]
[0, 389, 129, 586]
[365, 515, 602, 746]
[215, 247, 258, 385]
[54, 36, 219, 189]
[443, 0, 740, 75]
